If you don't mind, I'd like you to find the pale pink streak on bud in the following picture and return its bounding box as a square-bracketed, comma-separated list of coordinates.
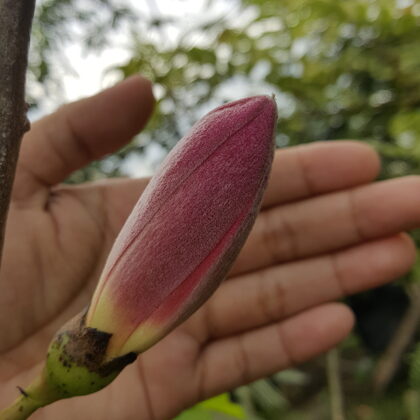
[86, 96, 277, 358]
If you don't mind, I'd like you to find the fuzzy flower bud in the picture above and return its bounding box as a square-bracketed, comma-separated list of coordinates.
[0, 96, 277, 419]
[85, 95, 277, 359]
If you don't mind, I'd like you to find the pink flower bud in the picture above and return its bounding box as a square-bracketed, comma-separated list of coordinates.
[86, 96, 277, 359]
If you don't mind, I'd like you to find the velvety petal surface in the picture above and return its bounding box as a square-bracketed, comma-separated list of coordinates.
[86, 96, 277, 358]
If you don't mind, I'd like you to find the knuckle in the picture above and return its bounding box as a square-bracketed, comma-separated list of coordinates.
[256, 271, 286, 322]
[258, 208, 299, 264]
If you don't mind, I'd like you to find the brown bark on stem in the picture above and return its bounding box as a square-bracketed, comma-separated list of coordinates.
[0, 0, 36, 262]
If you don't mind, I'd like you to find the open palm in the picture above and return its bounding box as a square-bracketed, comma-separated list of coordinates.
[1, 76, 419, 419]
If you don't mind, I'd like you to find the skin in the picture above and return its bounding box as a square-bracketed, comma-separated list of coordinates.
[0, 75, 419, 419]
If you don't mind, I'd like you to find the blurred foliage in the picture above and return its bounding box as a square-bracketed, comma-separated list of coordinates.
[31, 0, 420, 418]
[29, 0, 136, 106]
[174, 394, 245, 420]
[410, 343, 420, 389]
[113, 0, 420, 175]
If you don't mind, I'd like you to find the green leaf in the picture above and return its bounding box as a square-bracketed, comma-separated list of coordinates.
[174, 394, 246, 420]
[199, 394, 246, 418]
[174, 407, 213, 420]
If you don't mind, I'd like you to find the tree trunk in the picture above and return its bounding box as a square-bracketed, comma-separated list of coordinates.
[0, 0, 36, 263]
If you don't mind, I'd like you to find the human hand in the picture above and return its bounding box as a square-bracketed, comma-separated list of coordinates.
[0, 76, 418, 419]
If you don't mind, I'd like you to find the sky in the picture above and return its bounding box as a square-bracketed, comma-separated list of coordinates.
[29, 0, 249, 177]
[46, 0, 239, 107]
[30, 0, 290, 177]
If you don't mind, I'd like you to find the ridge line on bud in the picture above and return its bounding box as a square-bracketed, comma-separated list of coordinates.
[88, 98, 271, 317]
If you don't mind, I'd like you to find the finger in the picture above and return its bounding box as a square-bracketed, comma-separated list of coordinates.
[262, 141, 380, 208]
[233, 176, 420, 274]
[43, 140, 378, 242]
[13, 75, 155, 203]
[53, 141, 380, 244]
[198, 303, 353, 399]
[204, 234, 414, 339]
[50, 177, 150, 240]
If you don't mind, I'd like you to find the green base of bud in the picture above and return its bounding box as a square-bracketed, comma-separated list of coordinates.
[45, 332, 123, 397]
[0, 312, 137, 420]
[45, 311, 137, 398]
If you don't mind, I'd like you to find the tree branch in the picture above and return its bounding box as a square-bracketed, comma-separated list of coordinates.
[327, 348, 346, 420]
[373, 284, 420, 394]
[0, 0, 36, 261]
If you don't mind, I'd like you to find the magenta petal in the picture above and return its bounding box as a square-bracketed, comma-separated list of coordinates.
[87, 95, 277, 357]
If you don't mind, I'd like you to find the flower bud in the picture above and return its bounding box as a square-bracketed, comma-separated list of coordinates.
[0, 97, 277, 419]
[86, 95, 277, 359]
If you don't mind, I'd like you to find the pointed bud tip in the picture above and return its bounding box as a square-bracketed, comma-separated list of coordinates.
[211, 94, 277, 111]
[209, 94, 277, 125]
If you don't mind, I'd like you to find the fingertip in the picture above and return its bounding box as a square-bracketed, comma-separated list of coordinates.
[396, 232, 417, 268]
[354, 176, 420, 239]
[99, 74, 155, 126]
[330, 302, 356, 332]
[300, 140, 381, 187]
[313, 302, 355, 339]
[336, 140, 381, 180]
[15, 74, 156, 200]
[117, 75, 156, 133]
[117, 74, 155, 106]
[334, 233, 416, 296]
[264, 140, 381, 207]
[64, 74, 156, 155]
[280, 303, 354, 364]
